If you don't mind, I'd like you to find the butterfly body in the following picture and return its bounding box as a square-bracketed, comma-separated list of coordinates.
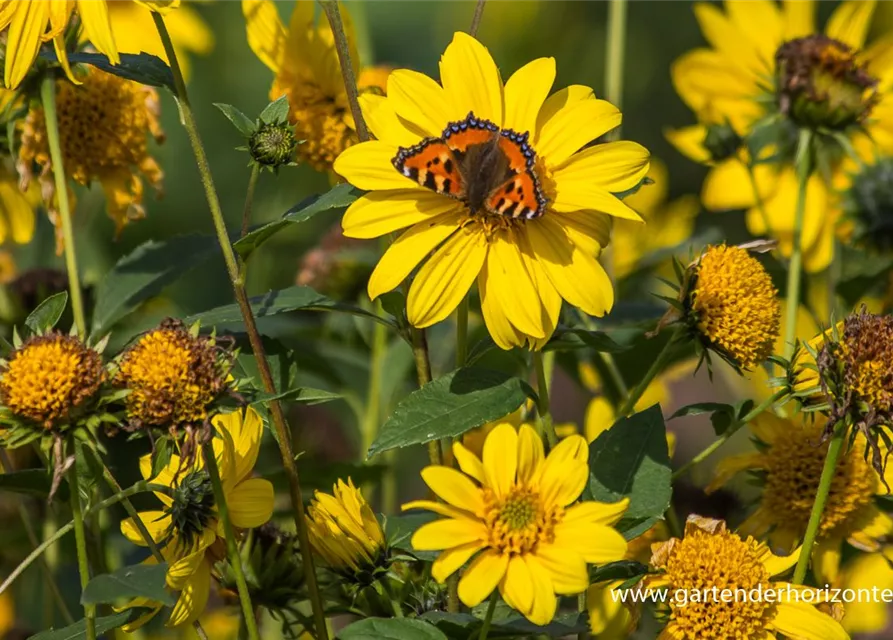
[393, 112, 547, 219]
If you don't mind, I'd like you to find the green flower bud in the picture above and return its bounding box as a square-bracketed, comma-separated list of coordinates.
[249, 121, 297, 169]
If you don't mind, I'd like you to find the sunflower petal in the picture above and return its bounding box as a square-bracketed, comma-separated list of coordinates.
[457, 550, 509, 607]
[500, 555, 534, 617]
[167, 559, 211, 628]
[77, 0, 119, 64]
[432, 541, 484, 583]
[421, 466, 485, 514]
[412, 518, 488, 551]
[482, 423, 518, 497]
[771, 600, 848, 640]
[535, 543, 588, 595]
[825, 0, 875, 50]
[227, 478, 274, 529]
[242, 0, 287, 72]
[536, 99, 621, 167]
[504, 57, 556, 135]
[333, 141, 420, 191]
[5, 0, 50, 89]
[439, 32, 503, 124]
[343, 190, 459, 239]
[554, 141, 650, 193]
[388, 69, 453, 137]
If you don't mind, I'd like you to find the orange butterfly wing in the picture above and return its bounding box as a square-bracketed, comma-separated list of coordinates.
[392, 139, 464, 198]
[486, 130, 547, 219]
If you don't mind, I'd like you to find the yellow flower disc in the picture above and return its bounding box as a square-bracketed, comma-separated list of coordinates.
[116, 320, 227, 427]
[691, 245, 781, 369]
[0, 334, 104, 428]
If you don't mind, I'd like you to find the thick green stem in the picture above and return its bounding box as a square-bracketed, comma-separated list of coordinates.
[672, 389, 787, 480]
[456, 297, 469, 368]
[532, 351, 557, 447]
[203, 443, 260, 640]
[617, 330, 680, 417]
[152, 14, 328, 639]
[240, 164, 261, 239]
[319, 1, 369, 143]
[783, 130, 813, 360]
[67, 452, 95, 640]
[40, 76, 86, 336]
[478, 591, 499, 640]
[792, 424, 846, 584]
[469, 0, 487, 36]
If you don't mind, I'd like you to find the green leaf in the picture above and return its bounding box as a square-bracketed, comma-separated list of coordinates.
[81, 563, 173, 606]
[24, 291, 68, 334]
[233, 184, 360, 260]
[613, 175, 654, 200]
[251, 387, 341, 406]
[40, 51, 174, 89]
[669, 402, 733, 419]
[151, 437, 173, 481]
[589, 559, 650, 583]
[384, 513, 437, 559]
[186, 285, 394, 329]
[0, 468, 68, 500]
[421, 612, 589, 638]
[368, 368, 533, 458]
[259, 94, 290, 124]
[546, 327, 629, 353]
[214, 103, 256, 136]
[30, 611, 136, 640]
[92, 234, 218, 335]
[586, 404, 671, 539]
[338, 618, 448, 640]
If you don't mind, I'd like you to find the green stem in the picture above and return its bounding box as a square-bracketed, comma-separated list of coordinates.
[240, 164, 261, 239]
[604, 0, 627, 129]
[318, 0, 369, 143]
[469, 0, 487, 36]
[68, 450, 95, 640]
[792, 423, 846, 584]
[456, 297, 469, 368]
[532, 351, 557, 447]
[362, 300, 387, 458]
[617, 330, 680, 417]
[152, 14, 328, 639]
[203, 443, 260, 640]
[411, 326, 442, 466]
[783, 129, 813, 360]
[40, 76, 86, 336]
[380, 579, 405, 618]
[672, 388, 787, 480]
[478, 591, 499, 640]
[665, 503, 683, 538]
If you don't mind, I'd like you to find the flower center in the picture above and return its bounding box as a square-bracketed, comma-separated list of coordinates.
[483, 484, 561, 555]
[762, 422, 875, 538]
[166, 469, 216, 551]
[775, 34, 878, 129]
[661, 529, 773, 638]
[838, 311, 893, 414]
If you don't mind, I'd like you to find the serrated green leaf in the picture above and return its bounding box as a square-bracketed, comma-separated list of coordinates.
[338, 618, 447, 640]
[92, 234, 218, 335]
[25, 291, 68, 334]
[81, 563, 173, 606]
[40, 51, 174, 89]
[29, 611, 135, 640]
[259, 94, 290, 124]
[214, 103, 256, 136]
[368, 368, 533, 458]
[150, 437, 173, 481]
[0, 468, 68, 500]
[586, 404, 671, 539]
[233, 184, 360, 260]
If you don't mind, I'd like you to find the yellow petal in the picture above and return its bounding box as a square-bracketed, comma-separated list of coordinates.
[77, 0, 119, 64]
[406, 226, 487, 328]
[705, 452, 764, 494]
[535, 85, 596, 134]
[451, 442, 485, 483]
[503, 57, 556, 135]
[387, 69, 453, 138]
[482, 229, 545, 338]
[439, 31, 503, 124]
[825, 0, 875, 50]
[500, 555, 534, 618]
[550, 211, 612, 253]
[135, 0, 181, 14]
[724, 0, 785, 70]
[402, 498, 472, 521]
[702, 157, 758, 211]
[554, 522, 628, 564]
[342, 190, 459, 239]
[367, 211, 462, 300]
[360, 93, 426, 147]
[539, 452, 588, 508]
[457, 550, 509, 607]
[783, 0, 816, 39]
[167, 559, 211, 628]
[412, 517, 488, 551]
[431, 541, 484, 583]
[758, 543, 801, 578]
[212, 407, 262, 484]
[518, 245, 562, 350]
[334, 140, 420, 191]
[227, 478, 274, 529]
[483, 423, 518, 498]
[671, 49, 760, 113]
[242, 0, 287, 72]
[522, 555, 557, 626]
[563, 499, 630, 527]
[516, 424, 544, 484]
[5, 0, 50, 89]
[553, 141, 650, 193]
[536, 99, 621, 167]
[121, 511, 170, 546]
[665, 125, 712, 164]
[771, 600, 848, 640]
[478, 262, 528, 350]
[694, 2, 769, 77]
[552, 179, 642, 221]
[534, 543, 588, 595]
[583, 397, 615, 443]
[421, 466, 485, 514]
[811, 536, 841, 585]
[167, 529, 214, 589]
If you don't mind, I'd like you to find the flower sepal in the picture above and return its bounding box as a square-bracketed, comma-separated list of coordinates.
[215, 96, 301, 173]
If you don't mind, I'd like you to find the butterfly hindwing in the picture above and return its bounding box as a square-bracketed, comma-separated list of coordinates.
[393, 139, 464, 198]
[486, 130, 546, 219]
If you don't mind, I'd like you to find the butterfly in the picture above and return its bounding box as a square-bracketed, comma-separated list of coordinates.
[392, 112, 548, 219]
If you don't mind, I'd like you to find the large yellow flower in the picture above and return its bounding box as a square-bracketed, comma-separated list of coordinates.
[708, 412, 892, 585]
[335, 32, 649, 350]
[119, 408, 274, 629]
[669, 0, 893, 272]
[646, 515, 847, 639]
[0, 0, 117, 89]
[402, 423, 629, 625]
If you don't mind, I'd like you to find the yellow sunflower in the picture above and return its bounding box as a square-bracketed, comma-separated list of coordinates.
[707, 411, 892, 585]
[119, 407, 274, 629]
[669, 0, 893, 273]
[335, 32, 649, 350]
[645, 515, 847, 640]
[402, 423, 629, 625]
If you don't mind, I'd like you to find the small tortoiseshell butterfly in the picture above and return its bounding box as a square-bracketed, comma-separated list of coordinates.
[392, 112, 548, 219]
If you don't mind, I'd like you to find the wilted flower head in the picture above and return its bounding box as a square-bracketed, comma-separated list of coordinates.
[17, 68, 164, 252]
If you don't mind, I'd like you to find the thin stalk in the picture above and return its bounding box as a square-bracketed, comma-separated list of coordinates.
[604, 0, 627, 131]
[664, 503, 683, 538]
[380, 580, 405, 618]
[783, 129, 813, 360]
[362, 300, 387, 458]
[411, 326, 442, 466]
[617, 330, 680, 417]
[240, 164, 261, 239]
[40, 76, 86, 336]
[672, 388, 786, 480]
[456, 297, 469, 368]
[319, 0, 369, 143]
[67, 453, 95, 640]
[469, 0, 487, 37]
[792, 423, 846, 584]
[478, 591, 499, 640]
[532, 351, 558, 447]
[202, 443, 260, 640]
[152, 14, 328, 639]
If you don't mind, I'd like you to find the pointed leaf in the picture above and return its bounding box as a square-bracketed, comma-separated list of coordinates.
[0, 469, 68, 500]
[259, 94, 290, 124]
[338, 618, 447, 640]
[81, 563, 173, 606]
[29, 611, 136, 640]
[25, 291, 68, 334]
[251, 387, 341, 406]
[214, 103, 256, 136]
[39, 50, 174, 89]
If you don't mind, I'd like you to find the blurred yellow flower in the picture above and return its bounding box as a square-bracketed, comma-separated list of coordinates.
[336, 32, 649, 350]
[0, 165, 37, 246]
[0, 0, 119, 89]
[839, 547, 893, 634]
[708, 412, 892, 584]
[0, 591, 13, 637]
[17, 67, 164, 253]
[403, 423, 628, 625]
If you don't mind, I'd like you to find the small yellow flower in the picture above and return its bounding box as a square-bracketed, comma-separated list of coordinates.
[0, 0, 119, 89]
[307, 478, 386, 574]
[119, 407, 274, 629]
[242, 0, 389, 172]
[115, 319, 232, 429]
[0, 333, 104, 429]
[687, 244, 781, 370]
[335, 32, 650, 350]
[17, 68, 164, 252]
[403, 423, 629, 625]
[646, 515, 847, 640]
[708, 412, 891, 585]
